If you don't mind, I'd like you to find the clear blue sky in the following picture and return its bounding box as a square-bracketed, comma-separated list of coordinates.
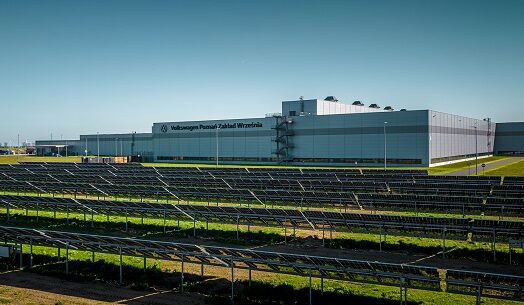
[1, 0, 523, 144]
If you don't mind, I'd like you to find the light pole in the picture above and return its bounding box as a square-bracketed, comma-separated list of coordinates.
[97, 132, 100, 162]
[474, 125, 478, 176]
[469, 124, 478, 175]
[115, 138, 118, 157]
[216, 125, 220, 167]
[383, 121, 388, 170]
[120, 139, 123, 156]
[85, 137, 88, 157]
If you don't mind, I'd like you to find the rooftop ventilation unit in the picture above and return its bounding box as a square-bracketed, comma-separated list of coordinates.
[324, 96, 338, 102]
[352, 101, 364, 106]
[369, 103, 380, 109]
[384, 106, 394, 111]
[400, 109, 407, 111]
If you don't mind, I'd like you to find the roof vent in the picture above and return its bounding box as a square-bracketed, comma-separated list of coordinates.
[324, 96, 338, 102]
[384, 106, 394, 111]
[400, 108, 407, 111]
[369, 103, 380, 109]
[352, 101, 364, 106]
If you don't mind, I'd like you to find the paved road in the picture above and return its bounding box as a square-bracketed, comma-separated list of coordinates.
[444, 157, 524, 176]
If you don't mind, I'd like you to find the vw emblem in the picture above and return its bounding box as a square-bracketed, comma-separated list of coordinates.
[161, 125, 168, 133]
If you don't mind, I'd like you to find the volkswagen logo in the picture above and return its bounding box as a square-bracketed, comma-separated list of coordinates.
[161, 125, 168, 133]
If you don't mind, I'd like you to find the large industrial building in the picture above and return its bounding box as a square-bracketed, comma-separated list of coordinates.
[36, 96, 521, 167]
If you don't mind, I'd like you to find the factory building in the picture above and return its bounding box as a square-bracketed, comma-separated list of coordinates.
[36, 97, 504, 167]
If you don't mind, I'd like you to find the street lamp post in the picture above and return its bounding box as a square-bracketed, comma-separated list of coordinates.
[474, 125, 478, 176]
[383, 122, 388, 170]
[97, 132, 100, 162]
[469, 124, 479, 175]
[85, 137, 88, 157]
[216, 125, 220, 167]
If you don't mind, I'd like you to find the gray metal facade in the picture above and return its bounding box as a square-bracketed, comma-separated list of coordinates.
[428, 111, 495, 163]
[36, 98, 503, 167]
[494, 122, 524, 155]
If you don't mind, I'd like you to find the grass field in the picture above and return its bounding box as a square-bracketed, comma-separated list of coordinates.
[0, 156, 523, 304]
[428, 156, 508, 175]
[0, 155, 83, 164]
[5, 155, 524, 178]
[1, 211, 521, 305]
[485, 159, 524, 176]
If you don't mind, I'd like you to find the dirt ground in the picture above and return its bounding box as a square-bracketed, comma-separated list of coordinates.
[0, 271, 209, 305]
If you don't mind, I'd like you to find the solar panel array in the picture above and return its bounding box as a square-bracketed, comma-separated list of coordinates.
[0, 163, 523, 215]
[1, 194, 521, 241]
[0, 225, 522, 301]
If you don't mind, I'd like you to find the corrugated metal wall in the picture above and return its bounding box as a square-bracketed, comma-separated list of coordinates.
[494, 122, 524, 155]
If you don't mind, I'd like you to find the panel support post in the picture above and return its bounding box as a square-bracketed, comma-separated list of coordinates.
[379, 226, 383, 252]
[492, 230, 496, 262]
[92, 251, 95, 263]
[193, 217, 196, 237]
[65, 242, 69, 274]
[309, 274, 312, 305]
[322, 224, 325, 247]
[200, 262, 204, 277]
[163, 210, 166, 234]
[400, 278, 403, 305]
[29, 239, 33, 268]
[320, 276, 324, 294]
[400, 277, 406, 305]
[442, 228, 446, 258]
[18, 243, 22, 270]
[143, 256, 147, 271]
[476, 284, 482, 305]
[119, 247, 123, 285]
[509, 243, 512, 265]
[248, 268, 252, 288]
[236, 216, 240, 240]
[230, 259, 235, 303]
[181, 255, 184, 293]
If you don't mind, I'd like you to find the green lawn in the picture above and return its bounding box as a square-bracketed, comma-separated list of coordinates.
[0, 155, 83, 164]
[21, 244, 521, 305]
[2, 212, 520, 305]
[484, 159, 524, 176]
[428, 156, 508, 175]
